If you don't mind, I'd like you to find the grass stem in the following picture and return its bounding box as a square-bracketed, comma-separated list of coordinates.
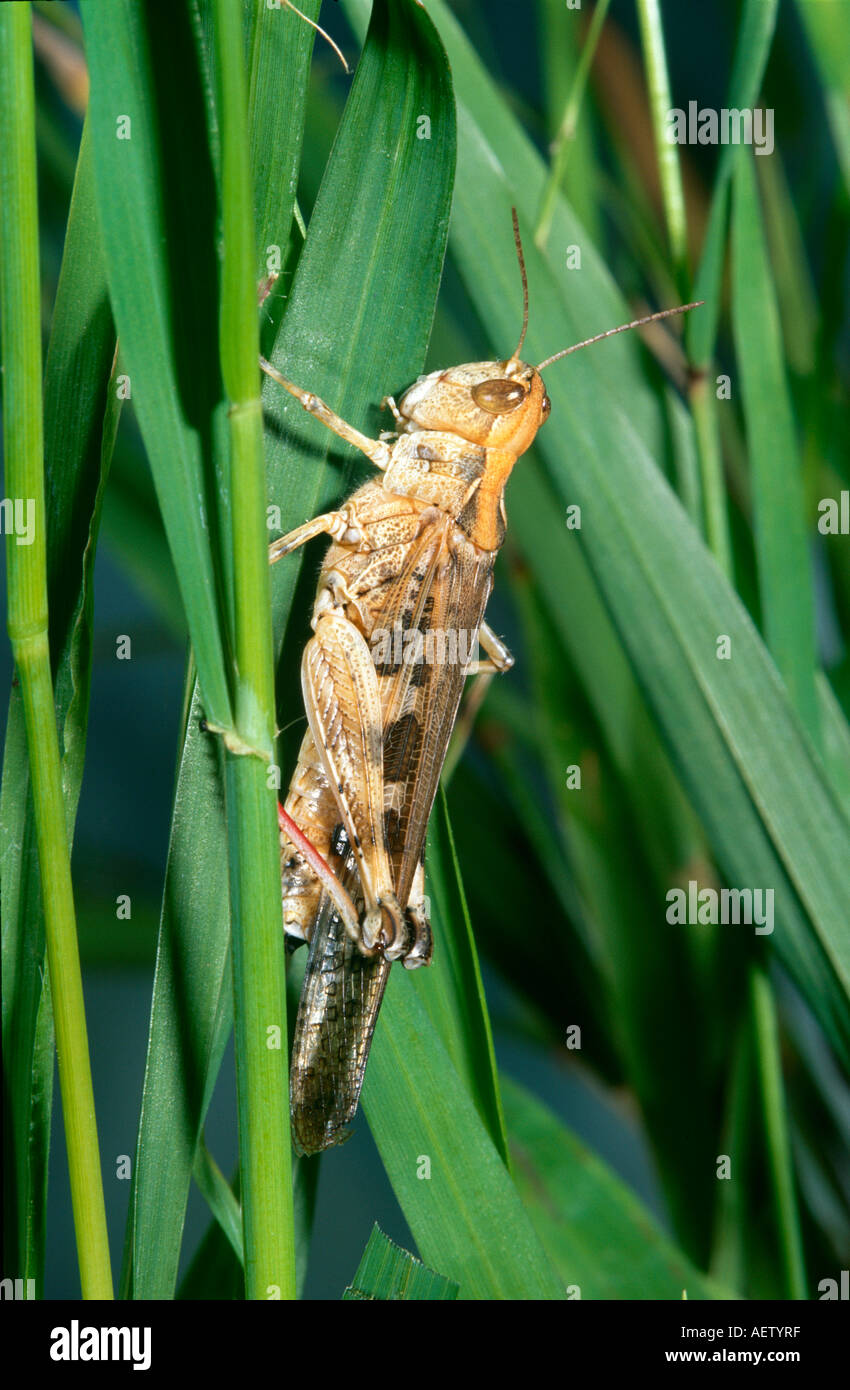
[212, 0, 296, 1300]
[0, 2, 112, 1299]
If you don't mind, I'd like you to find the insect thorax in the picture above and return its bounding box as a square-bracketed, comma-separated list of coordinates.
[382, 431, 511, 551]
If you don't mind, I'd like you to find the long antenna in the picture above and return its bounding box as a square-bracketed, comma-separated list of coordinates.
[282, 0, 350, 73]
[508, 207, 529, 365]
[536, 300, 704, 371]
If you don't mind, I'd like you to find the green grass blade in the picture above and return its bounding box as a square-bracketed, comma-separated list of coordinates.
[535, 0, 611, 251]
[749, 967, 808, 1298]
[361, 977, 564, 1299]
[794, 0, 850, 195]
[213, 0, 294, 1301]
[688, 0, 780, 367]
[177, 1205, 244, 1301]
[1, 4, 112, 1298]
[122, 684, 232, 1299]
[819, 674, 850, 822]
[419, 790, 510, 1166]
[635, 0, 688, 292]
[247, 0, 318, 274]
[83, 0, 234, 728]
[503, 1079, 736, 1301]
[118, 0, 316, 1299]
[343, 1225, 459, 1301]
[1, 116, 118, 1295]
[731, 154, 816, 1302]
[732, 151, 819, 745]
[506, 550, 734, 1264]
[192, 1140, 243, 1266]
[537, 0, 602, 246]
[685, 0, 780, 570]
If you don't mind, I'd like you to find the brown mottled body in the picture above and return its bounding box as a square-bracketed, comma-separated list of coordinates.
[269, 357, 547, 1153]
[280, 479, 496, 934]
[264, 213, 700, 1154]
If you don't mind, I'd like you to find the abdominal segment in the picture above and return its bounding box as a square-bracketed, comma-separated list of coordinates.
[279, 728, 341, 942]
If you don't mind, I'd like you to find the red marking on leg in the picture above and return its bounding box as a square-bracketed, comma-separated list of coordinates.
[277, 801, 364, 943]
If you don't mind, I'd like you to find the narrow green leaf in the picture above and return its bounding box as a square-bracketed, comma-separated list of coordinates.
[749, 967, 808, 1298]
[362, 978, 564, 1299]
[795, 0, 850, 195]
[3, 114, 117, 1297]
[84, 0, 234, 727]
[177, 1210, 245, 1301]
[537, 0, 601, 246]
[1, 2, 112, 1299]
[688, 0, 780, 366]
[636, 0, 688, 291]
[343, 1225, 459, 1301]
[685, 0, 780, 571]
[418, 790, 510, 1167]
[732, 152, 819, 745]
[122, 679, 233, 1300]
[192, 1140, 243, 1266]
[213, 0, 295, 1300]
[503, 1079, 736, 1301]
[247, 0, 319, 270]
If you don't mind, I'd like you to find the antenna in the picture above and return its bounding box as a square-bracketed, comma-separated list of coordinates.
[508, 207, 529, 366]
[536, 301, 704, 371]
[282, 0, 350, 74]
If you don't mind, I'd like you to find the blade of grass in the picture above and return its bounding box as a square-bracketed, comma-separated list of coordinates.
[687, 0, 780, 574]
[688, 0, 781, 367]
[794, 0, 850, 196]
[756, 153, 818, 379]
[417, 789, 510, 1166]
[732, 149, 813, 1302]
[343, 1225, 459, 1301]
[192, 1138, 243, 1266]
[247, 0, 318, 275]
[0, 3, 112, 1299]
[503, 1078, 736, 1300]
[361, 975, 564, 1299]
[635, 0, 688, 294]
[749, 965, 808, 1298]
[120, 678, 233, 1300]
[537, 0, 601, 245]
[508, 555, 739, 1264]
[534, 0, 611, 250]
[732, 151, 819, 745]
[2, 113, 118, 1294]
[83, 0, 234, 730]
[212, 0, 294, 1301]
[177, 1186, 244, 1300]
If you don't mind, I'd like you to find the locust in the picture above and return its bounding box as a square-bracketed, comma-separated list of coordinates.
[261, 213, 701, 1155]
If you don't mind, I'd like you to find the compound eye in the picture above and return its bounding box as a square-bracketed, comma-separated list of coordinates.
[471, 377, 527, 414]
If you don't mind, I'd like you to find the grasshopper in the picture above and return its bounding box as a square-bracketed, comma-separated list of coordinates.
[262, 213, 701, 1154]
